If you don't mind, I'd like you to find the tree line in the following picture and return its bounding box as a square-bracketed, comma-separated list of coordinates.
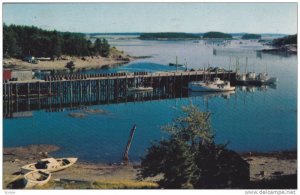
[272, 34, 297, 46]
[202, 31, 233, 39]
[3, 24, 110, 58]
[242, 33, 261, 39]
[139, 32, 200, 40]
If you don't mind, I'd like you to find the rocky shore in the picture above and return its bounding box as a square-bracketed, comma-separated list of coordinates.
[3, 47, 141, 72]
[261, 44, 297, 54]
[3, 144, 297, 189]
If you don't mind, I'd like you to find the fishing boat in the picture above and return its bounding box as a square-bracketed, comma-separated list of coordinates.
[188, 77, 235, 92]
[168, 63, 184, 67]
[23, 170, 51, 189]
[236, 57, 278, 86]
[21, 157, 78, 174]
[169, 56, 184, 67]
[127, 87, 153, 93]
[236, 72, 278, 85]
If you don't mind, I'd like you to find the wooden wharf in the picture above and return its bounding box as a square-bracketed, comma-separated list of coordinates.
[3, 70, 236, 118]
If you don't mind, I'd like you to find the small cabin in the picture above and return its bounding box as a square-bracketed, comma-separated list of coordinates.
[3, 69, 12, 81]
[11, 70, 33, 81]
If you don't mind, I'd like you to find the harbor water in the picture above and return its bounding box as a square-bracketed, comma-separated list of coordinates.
[3, 37, 297, 163]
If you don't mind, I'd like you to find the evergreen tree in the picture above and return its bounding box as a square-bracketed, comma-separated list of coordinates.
[139, 104, 249, 189]
[94, 38, 102, 55]
[3, 24, 111, 58]
[3, 24, 21, 57]
[101, 38, 110, 57]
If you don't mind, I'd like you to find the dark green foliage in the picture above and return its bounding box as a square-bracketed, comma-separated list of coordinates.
[242, 34, 261, 39]
[93, 38, 110, 57]
[193, 142, 249, 188]
[140, 137, 196, 189]
[65, 61, 75, 71]
[139, 104, 249, 189]
[3, 24, 110, 58]
[272, 34, 297, 46]
[203, 31, 232, 39]
[3, 24, 21, 57]
[139, 33, 200, 40]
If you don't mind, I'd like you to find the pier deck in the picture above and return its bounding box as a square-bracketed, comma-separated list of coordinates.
[3, 70, 236, 118]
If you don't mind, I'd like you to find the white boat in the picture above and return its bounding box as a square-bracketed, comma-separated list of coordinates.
[21, 157, 78, 174]
[23, 170, 51, 189]
[235, 58, 278, 86]
[127, 87, 153, 93]
[188, 77, 235, 92]
[236, 72, 278, 85]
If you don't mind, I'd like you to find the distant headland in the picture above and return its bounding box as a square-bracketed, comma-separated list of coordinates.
[139, 32, 200, 40]
[242, 33, 262, 39]
[202, 31, 232, 39]
[261, 34, 297, 54]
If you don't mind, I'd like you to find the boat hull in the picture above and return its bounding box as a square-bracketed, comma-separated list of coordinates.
[188, 84, 235, 92]
[127, 87, 153, 93]
[24, 170, 51, 189]
[236, 77, 278, 86]
[21, 157, 78, 174]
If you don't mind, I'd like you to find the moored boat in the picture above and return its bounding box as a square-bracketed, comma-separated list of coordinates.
[188, 77, 235, 92]
[236, 72, 278, 86]
[21, 157, 78, 174]
[127, 87, 153, 93]
[23, 170, 51, 189]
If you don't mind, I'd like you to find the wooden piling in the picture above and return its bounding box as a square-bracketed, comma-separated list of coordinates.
[123, 124, 137, 164]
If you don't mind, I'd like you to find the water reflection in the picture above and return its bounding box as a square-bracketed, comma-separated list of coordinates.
[4, 83, 276, 119]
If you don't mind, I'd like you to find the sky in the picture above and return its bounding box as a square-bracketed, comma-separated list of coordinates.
[2, 3, 298, 34]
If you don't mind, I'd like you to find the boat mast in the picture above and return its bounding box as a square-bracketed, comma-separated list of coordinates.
[203, 64, 206, 81]
[245, 56, 248, 74]
[228, 56, 231, 80]
[176, 56, 178, 72]
[235, 57, 239, 74]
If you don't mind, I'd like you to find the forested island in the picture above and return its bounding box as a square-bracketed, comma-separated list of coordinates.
[202, 31, 232, 39]
[242, 33, 261, 39]
[272, 34, 297, 46]
[261, 34, 297, 54]
[139, 32, 200, 40]
[3, 24, 110, 58]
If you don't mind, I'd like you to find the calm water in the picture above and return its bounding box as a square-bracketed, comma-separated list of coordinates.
[3, 37, 297, 163]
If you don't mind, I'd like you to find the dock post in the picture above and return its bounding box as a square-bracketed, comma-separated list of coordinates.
[98, 79, 101, 103]
[70, 81, 73, 107]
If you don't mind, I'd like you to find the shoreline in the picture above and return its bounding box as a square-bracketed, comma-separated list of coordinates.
[3, 56, 135, 72]
[3, 144, 297, 189]
[3, 46, 150, 72]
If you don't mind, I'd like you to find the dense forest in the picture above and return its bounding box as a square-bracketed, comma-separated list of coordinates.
[272, 34, 297, 46]
[3, 24, 110, 58]
[241, 33, 261, 39]
[139, 32, 200, 40]
[202, 32, 232, 39]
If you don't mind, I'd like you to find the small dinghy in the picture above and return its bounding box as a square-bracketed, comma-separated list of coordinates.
[24, 170, 51, 189]
[127, 87, 153, 93]
[21, 157, 77, 174]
